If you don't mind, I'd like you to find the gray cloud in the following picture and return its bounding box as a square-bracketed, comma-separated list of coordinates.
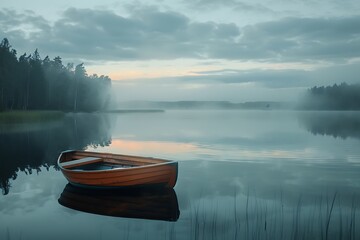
[210, 16, 360, 61]
[182, 0, 360, 20]
[183, 0, 276, 14]
[0, 9, 50, 38]
[189, 69, 311, 87]
[0, 7, 240, 60]
[0, 7, 359, 63]
[143, 62, 360, 89]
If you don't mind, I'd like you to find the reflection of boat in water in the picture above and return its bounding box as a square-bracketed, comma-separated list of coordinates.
[57, 150, 178, 188]
[58, 184, 180, 221]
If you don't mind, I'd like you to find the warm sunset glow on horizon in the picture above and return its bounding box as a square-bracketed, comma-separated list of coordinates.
[107, 139, 198, 154]
[86, 60, 321, 82]
[107, 69, 198, 81]
[85, 59, 222, 81]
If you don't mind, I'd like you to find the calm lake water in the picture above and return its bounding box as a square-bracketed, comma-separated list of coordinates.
[1, 110, 359, 240]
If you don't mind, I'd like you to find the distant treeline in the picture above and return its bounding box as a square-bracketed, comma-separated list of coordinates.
[301, 83, 360, 110]
[116, 101, 291, 110]
[0, 38, 111, 112]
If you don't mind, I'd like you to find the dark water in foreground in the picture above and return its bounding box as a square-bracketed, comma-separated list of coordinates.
[0, 110, 359, 240]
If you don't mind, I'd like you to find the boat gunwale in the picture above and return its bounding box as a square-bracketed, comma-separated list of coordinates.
[57, 150, 177, 174]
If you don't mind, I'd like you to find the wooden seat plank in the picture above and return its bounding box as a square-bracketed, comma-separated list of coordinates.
[60, 157, 102, 169]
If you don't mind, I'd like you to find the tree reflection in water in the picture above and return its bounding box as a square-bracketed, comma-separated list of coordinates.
[0, 113, 112, 195]
[299, 111, 360, 140]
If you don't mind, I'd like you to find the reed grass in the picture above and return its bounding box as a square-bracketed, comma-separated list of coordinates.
[6, 228, 10, 240]
[175, 191, 359, 240]
[99, 193, 358, 240]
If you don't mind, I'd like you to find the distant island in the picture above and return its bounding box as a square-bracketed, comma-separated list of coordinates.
[300, 83, 360, 110]
[104, 109, 165, 113]
[114, 101, 294, 110]
[0, 38, 111, 112]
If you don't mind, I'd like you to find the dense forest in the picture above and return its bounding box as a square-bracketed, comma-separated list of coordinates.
[301, 83, 360, 110]
[0, 38, 111, 112]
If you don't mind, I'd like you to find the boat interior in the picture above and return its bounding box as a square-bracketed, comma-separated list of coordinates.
[59, 151, 166, 171]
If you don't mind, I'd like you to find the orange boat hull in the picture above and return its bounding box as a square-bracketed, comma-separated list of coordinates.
[58, 150, 178, 188]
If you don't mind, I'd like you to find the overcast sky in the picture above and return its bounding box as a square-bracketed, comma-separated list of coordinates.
[1, 0, 360, 101]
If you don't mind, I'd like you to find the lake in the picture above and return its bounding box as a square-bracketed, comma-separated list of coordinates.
[1, 110, 359, 240]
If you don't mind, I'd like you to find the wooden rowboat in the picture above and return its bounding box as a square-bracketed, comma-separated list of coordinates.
[58, 183, 180, 221]
[57, 150, 178, 188]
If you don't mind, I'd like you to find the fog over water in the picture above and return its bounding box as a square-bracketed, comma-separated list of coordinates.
[0, 110, 359, 239]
